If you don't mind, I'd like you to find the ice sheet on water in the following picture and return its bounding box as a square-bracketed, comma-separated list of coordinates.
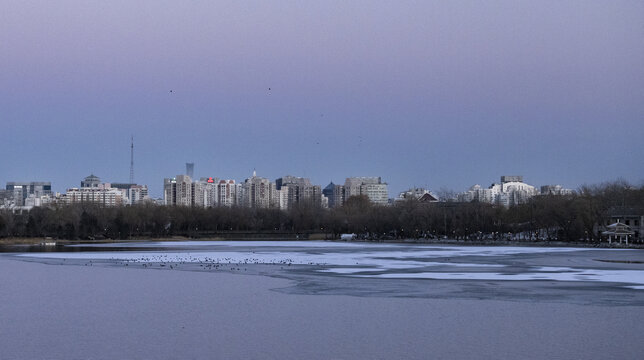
[317, 268, 384, 274]
[17, 247, 505, 270]
[15, 242, 619, 271]
[355, 269, 644, 288]
[64, 240, 607, 256]
[16, 241, 644, 290]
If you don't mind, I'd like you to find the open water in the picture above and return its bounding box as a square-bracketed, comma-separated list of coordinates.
[1, 241, 643, 359]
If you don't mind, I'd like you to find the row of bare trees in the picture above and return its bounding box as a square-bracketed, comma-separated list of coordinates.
[1, 181, 642, 242]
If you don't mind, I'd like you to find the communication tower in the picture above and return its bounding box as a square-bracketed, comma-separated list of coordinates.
[130, 136, 134, 184]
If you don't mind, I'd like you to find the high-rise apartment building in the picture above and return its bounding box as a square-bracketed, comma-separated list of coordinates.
[127, 185, 149, 205]
[275, 175, 322, 208]
[5, 181, 52, 206]
[64, 184, 127, 207]
[343, 177, 389, 205]
[458, 176, 538, 206]
[323, 182, 345, 208]
[242, 171, 276, 209]
[193, 177, 218, 208]
[163, 175, 193, 206]
[81, 175, 149, 206]
[60, 175, 149, 207]
[217, 179, 240, 207]
[164, 175, 243, 207]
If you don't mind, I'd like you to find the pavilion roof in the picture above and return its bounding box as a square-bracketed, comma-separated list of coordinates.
[603, 222, 635, 235]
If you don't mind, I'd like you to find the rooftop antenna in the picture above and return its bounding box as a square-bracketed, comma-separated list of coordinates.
[129, 135, 134, 184]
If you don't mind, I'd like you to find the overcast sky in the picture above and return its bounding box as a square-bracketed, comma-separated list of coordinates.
[1, 1, 642, 197]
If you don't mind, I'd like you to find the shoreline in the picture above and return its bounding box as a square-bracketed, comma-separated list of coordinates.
[1, 236, 643, 249]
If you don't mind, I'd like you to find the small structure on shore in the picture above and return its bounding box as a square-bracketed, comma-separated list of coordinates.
[603, 207, 643, 243]
[602, 221, 634, 244]
[340, 233, 357, 241]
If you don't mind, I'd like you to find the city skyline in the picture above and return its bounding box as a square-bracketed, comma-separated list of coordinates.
[1, 1, 642, 197]
[1, 171, 579, 213]
[2, 169, 581, 203]
[0, 151, 641, 198]
[0, 163, 592, 199]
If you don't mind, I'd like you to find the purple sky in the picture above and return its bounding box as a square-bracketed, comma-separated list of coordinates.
[1, 1, 643, 197]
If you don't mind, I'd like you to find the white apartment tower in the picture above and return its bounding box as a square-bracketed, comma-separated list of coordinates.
[217, 180, 239, 207]
[242, 171, 276, 209]
[64, 184, 127, 207]
[127, 185, 149, 205]
[163, 175, 193, 206]
[344, 177, 389, 205]
[458, 176, 539, 207]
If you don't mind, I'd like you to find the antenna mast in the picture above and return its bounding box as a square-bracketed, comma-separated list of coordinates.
[129, 135, 134, 184]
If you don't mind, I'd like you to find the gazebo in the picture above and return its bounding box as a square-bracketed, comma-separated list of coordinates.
[602, 221, 635, 245]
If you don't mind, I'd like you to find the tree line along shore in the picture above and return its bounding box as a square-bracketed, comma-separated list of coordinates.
[0, 181, 642, 245]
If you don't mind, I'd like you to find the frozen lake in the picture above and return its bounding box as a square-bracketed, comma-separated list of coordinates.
[14, 240, 644, 304]
[2, 241, 644, 359]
